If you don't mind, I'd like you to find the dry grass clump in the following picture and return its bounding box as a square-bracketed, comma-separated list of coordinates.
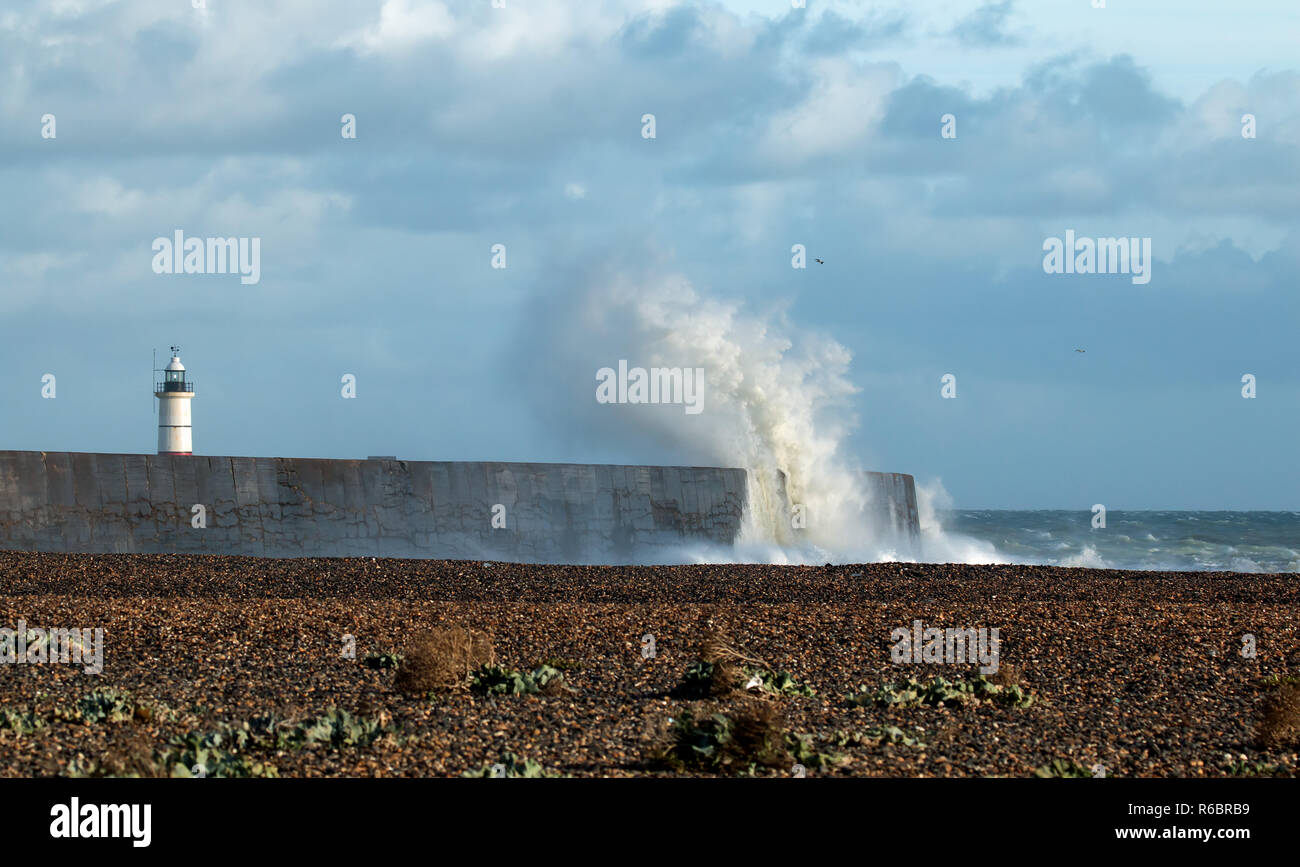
[650, 702, 790, 773]
[697, 632, 744, 698]
[728, 702, 789, 767]
[672, 624, 817, 699]
[1256, 681, 1300, 749]
[991, 662, 1023, 687]
[701, 626, 768, 668]
[695, 626, 769, 697]
[394, 625, 494, 695]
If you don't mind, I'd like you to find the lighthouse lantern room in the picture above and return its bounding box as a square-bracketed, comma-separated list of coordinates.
[155, 346, 195, 455]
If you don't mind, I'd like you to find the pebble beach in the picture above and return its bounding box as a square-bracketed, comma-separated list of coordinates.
[1, 552, 1296, 778]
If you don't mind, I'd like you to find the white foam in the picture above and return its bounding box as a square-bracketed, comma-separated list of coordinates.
[552, 272, 1007, 566]
[1059, 545, 1110, 569]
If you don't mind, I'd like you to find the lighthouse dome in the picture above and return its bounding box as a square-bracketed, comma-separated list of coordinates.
[166, 356, 186, 372]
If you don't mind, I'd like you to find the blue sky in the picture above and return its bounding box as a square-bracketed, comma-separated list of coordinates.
[1, 0, 1297, 509]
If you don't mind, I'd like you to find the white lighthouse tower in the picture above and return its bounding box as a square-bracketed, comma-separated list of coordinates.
[155, 346, 195, 455]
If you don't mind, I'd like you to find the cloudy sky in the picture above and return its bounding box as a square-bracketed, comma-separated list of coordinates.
[1, 0, 1297, 510]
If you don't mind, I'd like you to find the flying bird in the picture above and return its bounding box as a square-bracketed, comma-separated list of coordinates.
[1075, 348, 1086, 353]
[814, 258, 824, 264]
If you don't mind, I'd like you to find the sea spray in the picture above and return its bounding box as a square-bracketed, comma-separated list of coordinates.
[529, 268, 1000, 565]
[915, 479, 1003, 564]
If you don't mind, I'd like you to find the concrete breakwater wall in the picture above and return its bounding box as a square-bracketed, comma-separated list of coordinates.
[0, 451, 748, 562]
[0, 451, 920, 562]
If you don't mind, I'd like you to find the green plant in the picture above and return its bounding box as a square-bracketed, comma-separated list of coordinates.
[848, 675, 1034, 709]
[463, 753, 557, 778]
[288, 708, 391, 749]
[673, 660, 722, 699]
[785, 733, 841, 770]
[654, 706, 792, 774]
[1222, 756, 1279, 777]
[156, 731, 279, 778]
[75, 688, 136, 724]
[151, 718, 277, 778]
[673, 661, 813, 699]
[1256, 674, 1300, 691]
[363, 651, 403, 670]
[1034, 759, 1092, 778]
[0, 707, 46, 735]
[746, 668, 816, 697]
[471, 663, 566, 696]
[152, 708, 391, 777]
[831, 726, 927, 749]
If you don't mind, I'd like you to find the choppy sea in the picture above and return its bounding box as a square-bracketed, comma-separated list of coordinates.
[943, 510, 1300, 574]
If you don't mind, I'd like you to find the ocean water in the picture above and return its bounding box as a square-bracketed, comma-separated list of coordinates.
[941, 510, 1300, 574]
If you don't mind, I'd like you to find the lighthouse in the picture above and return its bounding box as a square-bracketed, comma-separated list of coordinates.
[155, 347, 195, 455]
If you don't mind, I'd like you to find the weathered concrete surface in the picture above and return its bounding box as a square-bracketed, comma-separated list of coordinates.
[0, 452, 922, 562]
[0, 451, 747, 563]
[864, 472, 921, 548]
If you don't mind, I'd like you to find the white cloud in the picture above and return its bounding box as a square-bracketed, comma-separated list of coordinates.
[757, 59, 899, 166]
[70, 177, 145, 218]
[345, 0, 456, 56]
